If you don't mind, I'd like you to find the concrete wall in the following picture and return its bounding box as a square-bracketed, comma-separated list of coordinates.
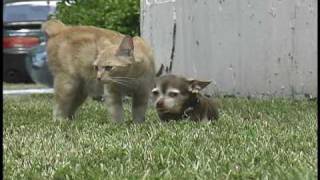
[141, 0, 317, 98]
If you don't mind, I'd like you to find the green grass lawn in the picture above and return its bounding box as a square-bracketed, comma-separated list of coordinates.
[3, 94, 317, 179]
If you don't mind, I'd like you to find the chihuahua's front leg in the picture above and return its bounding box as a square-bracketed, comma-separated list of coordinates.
[200, 116, 210, 123]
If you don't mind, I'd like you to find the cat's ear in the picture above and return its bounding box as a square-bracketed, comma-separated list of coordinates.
[186, 79, 211, 94]
[116, 36, 134, 57]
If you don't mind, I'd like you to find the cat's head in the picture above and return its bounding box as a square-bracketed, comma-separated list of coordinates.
[93, 36, 135, 82]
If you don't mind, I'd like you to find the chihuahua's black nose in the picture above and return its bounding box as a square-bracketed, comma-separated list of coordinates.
[97, 77, 101, 81]
[156, 100, 164, 108]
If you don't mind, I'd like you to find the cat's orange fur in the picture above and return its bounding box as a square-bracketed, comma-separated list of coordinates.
[42, 19, 155, 122]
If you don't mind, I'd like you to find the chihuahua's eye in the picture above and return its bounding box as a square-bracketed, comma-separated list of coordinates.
[168, 92, 178, 97]
[94, 65, 98, 71]
[104, 66, 113, 71]
[152, 89, 160, 96]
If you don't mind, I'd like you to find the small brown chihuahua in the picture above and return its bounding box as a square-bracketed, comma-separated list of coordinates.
[152, 73, 219, 122]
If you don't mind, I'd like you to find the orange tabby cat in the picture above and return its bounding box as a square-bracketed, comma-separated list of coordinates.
[42, 19, 155, 123]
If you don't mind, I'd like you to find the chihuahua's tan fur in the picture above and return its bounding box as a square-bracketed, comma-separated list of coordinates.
[42, 19, 155, 122]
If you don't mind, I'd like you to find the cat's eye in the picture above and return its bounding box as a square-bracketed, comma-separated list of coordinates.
[104, 66, 113, 71]
[168, 92, 179, 97]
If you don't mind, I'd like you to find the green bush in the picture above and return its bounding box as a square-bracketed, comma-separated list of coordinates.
[55, 0, 140, 36]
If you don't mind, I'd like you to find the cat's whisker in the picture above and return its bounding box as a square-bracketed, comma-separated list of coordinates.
[111, 77, 138, 82]
[110, 78, 132, 83]
[110, 78, 137, 86]
[115, 81, 138, 90]
[115, 81, 135, 87]
[108, 79, 133, 88]
[112, 76, 137, 80]
[108, 79, 128, 86]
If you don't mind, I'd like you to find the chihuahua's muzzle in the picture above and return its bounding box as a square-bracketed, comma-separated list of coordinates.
[152, 74, 219, 122]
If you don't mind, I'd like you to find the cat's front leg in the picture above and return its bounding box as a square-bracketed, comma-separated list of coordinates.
[105, 90, 124, 123]
[53, 75, 87, 121]
[132, 92, 149, 123]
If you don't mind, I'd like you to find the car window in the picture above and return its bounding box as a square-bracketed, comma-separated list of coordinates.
[4, 1, 58, 23]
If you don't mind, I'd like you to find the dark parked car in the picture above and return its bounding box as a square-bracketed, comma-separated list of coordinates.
[3, 0, 58, 84]
[25, 42, 53, 87]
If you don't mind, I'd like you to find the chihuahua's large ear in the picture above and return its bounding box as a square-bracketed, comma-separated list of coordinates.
[156, 64, 164, 77]
[187, 79, 211, 94]
[116, 36, 134, 57]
